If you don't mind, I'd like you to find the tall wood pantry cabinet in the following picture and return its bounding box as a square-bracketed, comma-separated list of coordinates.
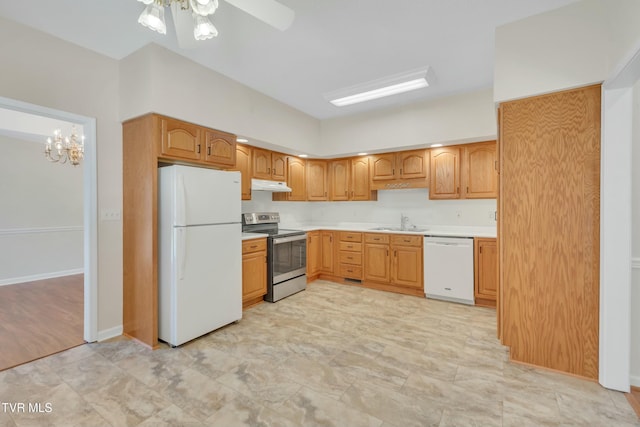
[122, 113, 237, 348]
[499, 84, 601, 379]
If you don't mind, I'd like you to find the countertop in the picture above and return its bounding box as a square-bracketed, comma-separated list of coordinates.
[281, 223, 497, 238]
[241, 232, 268, 241]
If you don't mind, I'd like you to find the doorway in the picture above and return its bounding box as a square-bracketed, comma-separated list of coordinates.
[0, 96, 97, 370]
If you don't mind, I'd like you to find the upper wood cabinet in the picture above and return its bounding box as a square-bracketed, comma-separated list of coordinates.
[204, 129, 236, 166]
[430, 142, 497, 200]
[329, 159, 350, 201]
[463, 141, 497, 199]
[307, 160, 329, 201]
[252, 148, 287, 181]
[158, 116, 237, 167]
[160, 117, 203, 161]
[230, 143, 252, 200]
[398, 150, 428, 180]
[370, 150, 429, 190]
[430, 146, 461, 199]
[286, 156, 306, 201]
[329, 157, 377, 202]
[351, 157, 376, 201]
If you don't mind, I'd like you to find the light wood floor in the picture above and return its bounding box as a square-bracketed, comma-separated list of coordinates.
[0, 274, 84, 371]
[628, 386, 640, 418]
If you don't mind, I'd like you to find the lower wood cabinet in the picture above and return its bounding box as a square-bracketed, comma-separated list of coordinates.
[320, 231, 335, 274]
[474, 237, 497, 307]
[364, 233, 423, 294]
[338, 232, 362, 280]
[390, 235, 423, 290]
[242, 238, 267, 309]
[306, 231, 321, 278]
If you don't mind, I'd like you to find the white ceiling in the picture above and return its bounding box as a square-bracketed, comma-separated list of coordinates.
[0, 0, 577, 120]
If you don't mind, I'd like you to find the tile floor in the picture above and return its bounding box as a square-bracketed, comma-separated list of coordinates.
[0, 280, 638, 426]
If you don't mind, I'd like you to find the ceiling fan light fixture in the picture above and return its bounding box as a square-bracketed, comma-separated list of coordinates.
[193, 14, 218, 40]
[190, 0, 218, 16]
[138, 2, 167, 35]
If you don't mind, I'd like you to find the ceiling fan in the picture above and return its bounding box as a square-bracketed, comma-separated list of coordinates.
[136, 0, 295, 47]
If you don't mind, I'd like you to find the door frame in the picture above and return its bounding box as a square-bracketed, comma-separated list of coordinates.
[600, 42, 640, 391]
[0, 96, 98, 343]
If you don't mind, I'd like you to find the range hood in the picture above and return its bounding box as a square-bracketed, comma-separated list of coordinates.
[251, 178, 292, 192]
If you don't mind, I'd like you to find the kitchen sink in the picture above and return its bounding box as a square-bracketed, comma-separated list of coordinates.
[368, 226, 429, 233]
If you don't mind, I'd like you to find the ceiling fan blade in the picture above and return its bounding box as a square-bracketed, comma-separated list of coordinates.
[223, 0, 294, 31]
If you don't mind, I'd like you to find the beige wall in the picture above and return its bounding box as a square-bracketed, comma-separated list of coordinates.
[0, 134, 83, 283]
[119, 44, 321, 155]
[494, 0, 640, 103]
[320, 88, 496, 157]
[0, 16, 122, 334]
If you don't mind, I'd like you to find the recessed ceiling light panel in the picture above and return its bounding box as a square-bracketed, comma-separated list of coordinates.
[325, 67, 434, 107]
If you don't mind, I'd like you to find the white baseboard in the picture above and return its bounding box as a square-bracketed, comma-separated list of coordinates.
[0, 268, 84, 286]
[631, 374, 640, 388]
[97, 325, 123, 342]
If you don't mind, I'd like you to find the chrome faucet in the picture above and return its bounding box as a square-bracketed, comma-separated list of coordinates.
[400, 213, 409, 231]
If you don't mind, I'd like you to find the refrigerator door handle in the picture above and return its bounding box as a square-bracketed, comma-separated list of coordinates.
[178, 228, 186, 280]
[176, 172, 186, 226]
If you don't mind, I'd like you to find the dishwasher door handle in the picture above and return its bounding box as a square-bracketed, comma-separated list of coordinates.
[426, 242, 470, 247]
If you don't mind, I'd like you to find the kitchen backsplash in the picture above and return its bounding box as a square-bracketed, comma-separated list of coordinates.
[242, 189, 497, 228]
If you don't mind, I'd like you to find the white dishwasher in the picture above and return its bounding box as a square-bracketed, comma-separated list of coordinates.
[423, 235, 474, 305]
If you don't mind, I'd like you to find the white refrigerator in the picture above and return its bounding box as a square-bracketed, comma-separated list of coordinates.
[158, 165, 242, 347]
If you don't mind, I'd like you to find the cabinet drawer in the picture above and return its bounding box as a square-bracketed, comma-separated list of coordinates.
[339, 242, 362, 252]
[340, 232, 362, 242]
[339, 251, 362, 265]
[339, 264, 362, 279]
[364, 233, 390, 244]
[391, 235, 422, 247]
[242, 238, 267, 254]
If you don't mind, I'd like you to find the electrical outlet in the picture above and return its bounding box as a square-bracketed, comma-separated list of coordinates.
[488, 211, 494, 219]
[100, 209, 121, 221]
[456, 211, 462, 219]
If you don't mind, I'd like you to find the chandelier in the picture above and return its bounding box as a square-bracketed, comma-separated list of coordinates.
[137, 0, 219, 41]
[45, 126, 85, 166]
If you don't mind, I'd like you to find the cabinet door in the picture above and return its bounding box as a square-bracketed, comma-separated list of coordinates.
[474, 238, 497, 305]
[398, 149, 428, 180]
[351, 157, 374, 201]
[307, 160, 328, 201]
[242, 251, 267, 302]
[204, 130, 236, 166]
[306, 231, 321, 276]
[287, 157, 307, 201]
[392, 245, 423, 289]
[252, 148, 272, 179]
[464, 142, 497, 199]
[330, 159, 350, 201]
[271, 152, 287, 181]
[232, 144, 252, 200]
[429, 147, 461, 199]
[364, 243, 390, 282]
[370, 153, 396, 181]
[320, 231, 334, 274]
[160, 117, 202, 161]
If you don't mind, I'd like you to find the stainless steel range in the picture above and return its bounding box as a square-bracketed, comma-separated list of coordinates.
[241, 212, 307, 302]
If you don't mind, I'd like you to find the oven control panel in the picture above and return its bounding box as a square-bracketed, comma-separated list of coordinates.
[242, 212, 280, 225]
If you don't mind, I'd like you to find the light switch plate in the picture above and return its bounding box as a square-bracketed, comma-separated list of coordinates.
[100, 209, 121, 221]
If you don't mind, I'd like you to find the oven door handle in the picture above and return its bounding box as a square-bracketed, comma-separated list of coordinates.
[273, 234, 307, 245]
